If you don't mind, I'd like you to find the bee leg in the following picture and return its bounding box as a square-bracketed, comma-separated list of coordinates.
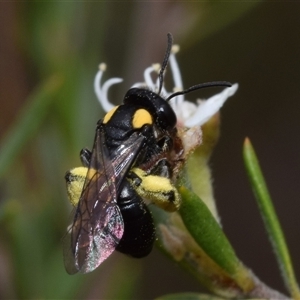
[150, 158, 172, 178]
[65, 167, 87, 207]
[157, 135, 173, 152]
[127, 167, 181, 212]
[116, 180, 155, 258]
[80, 148, 92, 167]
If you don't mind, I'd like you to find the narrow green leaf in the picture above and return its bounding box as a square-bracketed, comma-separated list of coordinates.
[243, 137, 300, 299]
[0, 75, 63, 178]
[155, 292, 226, 300]
[178, 186, 253, 291]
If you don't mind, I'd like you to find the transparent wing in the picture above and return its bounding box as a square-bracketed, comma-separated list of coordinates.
[64, 125, 145, 274]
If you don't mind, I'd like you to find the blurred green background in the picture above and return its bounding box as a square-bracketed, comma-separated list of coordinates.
[0, 2, 300, 299]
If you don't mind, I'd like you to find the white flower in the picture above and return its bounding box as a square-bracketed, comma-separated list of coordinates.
[94, 46, 238, 128]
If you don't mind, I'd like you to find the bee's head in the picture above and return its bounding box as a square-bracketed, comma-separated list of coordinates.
[123, 88, 177, 131]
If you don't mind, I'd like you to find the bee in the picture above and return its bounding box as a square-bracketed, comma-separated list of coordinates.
[64, 33, 232, 274]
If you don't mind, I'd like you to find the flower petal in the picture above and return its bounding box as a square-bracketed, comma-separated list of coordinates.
[184, 83, 239, 127]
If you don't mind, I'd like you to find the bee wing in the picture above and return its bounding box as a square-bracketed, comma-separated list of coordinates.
[64, 126, 144, 274]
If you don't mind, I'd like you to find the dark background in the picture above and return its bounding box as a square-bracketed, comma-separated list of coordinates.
[0, 2, 299, 299]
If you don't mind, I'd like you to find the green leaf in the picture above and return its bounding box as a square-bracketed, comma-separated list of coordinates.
[0, 75, 63, 179]
[243, 137, 300, 300]
[178, 186, 253, 291]
[155, 292, 226, 300]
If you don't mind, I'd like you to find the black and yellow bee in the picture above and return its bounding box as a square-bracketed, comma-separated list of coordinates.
[63, 33, 231, 274]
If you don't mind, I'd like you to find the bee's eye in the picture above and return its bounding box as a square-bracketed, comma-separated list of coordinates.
[154, 101, 176, 130]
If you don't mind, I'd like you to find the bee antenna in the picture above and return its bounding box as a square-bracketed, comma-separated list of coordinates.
[157, 33, 173, 95]
[166, 81, 232, 102]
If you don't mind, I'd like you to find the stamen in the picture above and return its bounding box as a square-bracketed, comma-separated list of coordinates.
[144, 66, 158, 90]
[169, 50, 184, 106]
[99, 63, 107, 72]
[94, 63, 122, 113]
[131, 82, 147, 88]
[101, 78, 123, 112]
[171, 44, 180, 54]
[152, 63, 161, 73]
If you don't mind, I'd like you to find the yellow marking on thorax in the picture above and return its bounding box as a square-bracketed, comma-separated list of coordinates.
[103, 106, 119, 124]
[132, 109, 153, 128]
